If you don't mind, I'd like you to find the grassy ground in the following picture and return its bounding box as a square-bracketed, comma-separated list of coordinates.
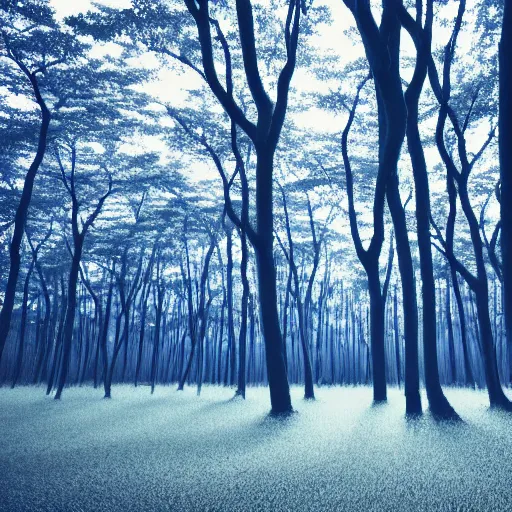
[1, 385, 512, 511]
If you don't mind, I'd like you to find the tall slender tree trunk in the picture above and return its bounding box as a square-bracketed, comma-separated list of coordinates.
[217, 291, 225, 385]
[402, 0, 458, 419]
[224, 224, 237, 387]
[248, 293, 256, 384]
[446, 272, 457, 385]
[54, 243, 83, 400]
[178, 235, 196, 390]
[282, 270, 292, 374]
[47, 277, 66, 395]
[315, 281, 325, 384]
[75, 287, 84, 385]
[386, 174, 422, 415]
[500, 0, 512, 381]
[393, 287, 401, 388]
[236, 227, 249, 398]
[121, 305, 131, 383]
[101, 268, 115, 398]
[33, 269, 51, 384]
[341, 76, 387, 402]
[34, 295, 41, 357]
[93, 290, 104, 389]
[135, 249, 156, 387]
[150, 292, 164, 394]
[104, 301, 126, 398]
[459, 187, 512, 409]
[368, 269, 386, 401]
[41, 275, 59, 384]
[279, 185, 314, 400]
[255, 223, 292, 413]
[11, 261, 34, 388]
[0, 79, 50, 364]
[80, 296, 91, 385]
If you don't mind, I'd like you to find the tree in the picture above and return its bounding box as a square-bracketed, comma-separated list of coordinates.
[427, 0, 512, 411]
[177, 216, 219, 392]
[341, 0, 422, 415]
[499, 0, 512, 375]
[0, 0, 83, 363]
[53, 144, 113, 400]
[340, 73, 388, 403]
[276, 183, 315, 400]
[178, 0, 306, 414]
[399, 0, 459, 420]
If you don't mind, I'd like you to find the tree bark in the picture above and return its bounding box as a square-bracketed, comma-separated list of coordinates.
[0, 75, 50, 363]
[182, 0, 301, 414]
[101, 266, 115, 398]
[11, 260, 34, 388]
[500, 0, 512, 381]
[54, 240, 83, 400]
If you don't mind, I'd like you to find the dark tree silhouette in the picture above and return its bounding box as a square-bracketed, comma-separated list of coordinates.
[342, 0, 422, 416]
[499, 0, 512, 379]
[400, 0, 459, 420]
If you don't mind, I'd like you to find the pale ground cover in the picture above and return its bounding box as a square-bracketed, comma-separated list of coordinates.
[1, 385, 511, 511]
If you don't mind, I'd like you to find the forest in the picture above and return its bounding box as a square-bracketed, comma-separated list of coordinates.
[0, 0, 511, 510]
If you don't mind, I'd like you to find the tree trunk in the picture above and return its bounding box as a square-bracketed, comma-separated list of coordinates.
[282, 270, 292, 374]
[500, 0, 512, 383]
[279, 185, 314, 400]
[80, 296, 91, 386]
[459, 188, 512, 408]
[236, 227, 249, 398]
[446, 272, 457, 385]
[0, 80, 50, 364]
[11, 261, 34, 388]
[386, 173, 422, 415]
[393, 287, 401, 388]
[135, 250, 156, 387]
[406, 89, 459, 419]
[46, 276, 66, 395]
[150, 296, 163, 394]
[224, 224, 237, 387]
[178, 235, 196, 390]
[367, 269, 386, 401]
[92, 291, 104, 389]
[255, 241, 292, 413]
[101, 269, 115, 398]
[33, 268, 51, 384]
[54, 242, 83, 400]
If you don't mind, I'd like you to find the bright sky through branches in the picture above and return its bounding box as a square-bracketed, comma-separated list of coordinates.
[44, 0, 498, 236]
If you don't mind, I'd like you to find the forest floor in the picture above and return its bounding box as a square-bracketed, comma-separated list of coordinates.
[1, 385, 512, 512]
